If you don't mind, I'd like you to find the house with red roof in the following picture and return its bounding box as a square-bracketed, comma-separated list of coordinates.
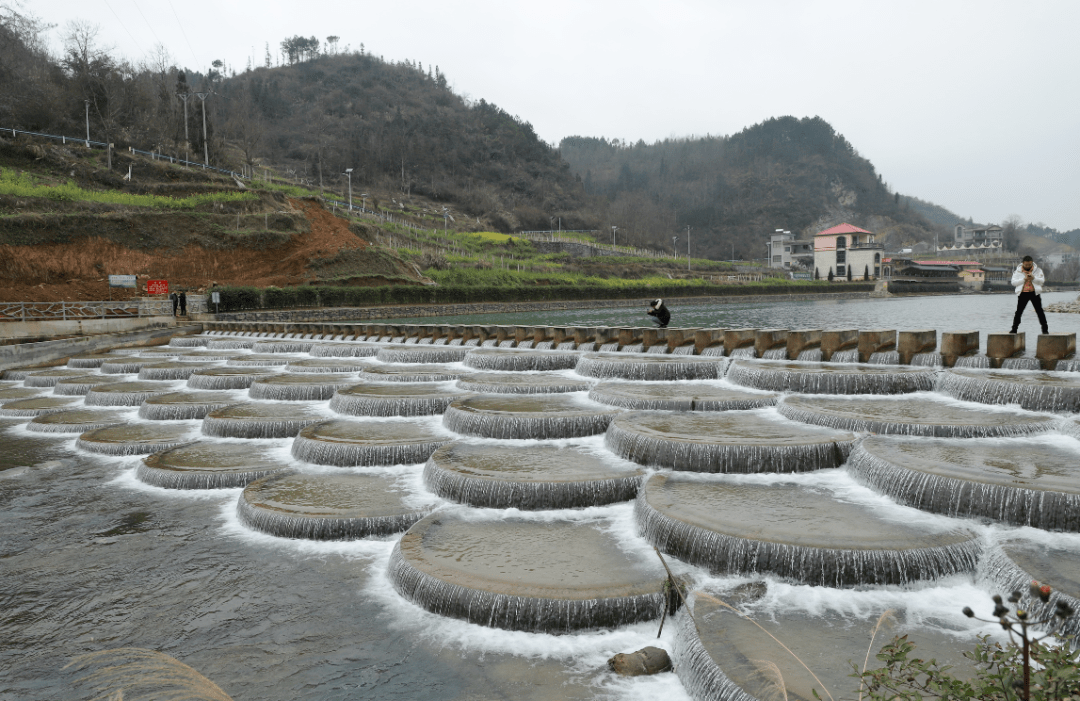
[813, 223, 884, 280]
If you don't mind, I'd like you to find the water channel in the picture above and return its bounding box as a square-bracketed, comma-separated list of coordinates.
[2, 291, 1080, 701]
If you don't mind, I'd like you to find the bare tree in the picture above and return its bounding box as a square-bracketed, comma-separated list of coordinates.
[1002, 214, 1025, 252]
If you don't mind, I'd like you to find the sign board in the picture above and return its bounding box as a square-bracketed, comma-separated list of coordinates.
[211, 292, 220, 304]
[108, 274, 136, 288]
[791, 272, 813, 280]
[147, 280, 169, 295]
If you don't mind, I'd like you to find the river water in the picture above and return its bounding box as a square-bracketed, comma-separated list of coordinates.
[3, 292, 1080, 700]
[381, 291, 1080, 354]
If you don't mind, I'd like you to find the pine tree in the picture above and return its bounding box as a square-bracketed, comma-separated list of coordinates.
[847, 265, 853, 281]
[864, 265, 869, 280]
[828, 268, 834, 282]
[815, 267, 820, 280]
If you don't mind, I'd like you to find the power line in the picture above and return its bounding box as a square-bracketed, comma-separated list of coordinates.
[100, 0, 145, 57]
[129, 0, 164, 50]
[167, 0, 201, 69]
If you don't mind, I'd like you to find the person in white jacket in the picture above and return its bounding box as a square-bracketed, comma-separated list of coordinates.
[1009, 255, 1048, 334]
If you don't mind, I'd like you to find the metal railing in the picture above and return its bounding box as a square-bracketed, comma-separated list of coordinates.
[0, 298, 207, 322]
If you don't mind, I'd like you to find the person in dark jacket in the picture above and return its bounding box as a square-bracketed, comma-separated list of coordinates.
[170, 292, 178, 317]
[178, 291, 187, 317]
[647, 298, 670, 327]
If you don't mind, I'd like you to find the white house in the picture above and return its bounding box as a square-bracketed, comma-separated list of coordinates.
[813, 223, 884, 280]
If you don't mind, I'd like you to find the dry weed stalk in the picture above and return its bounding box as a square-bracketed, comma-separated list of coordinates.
[63, 647, 233, 701]
[748, 658, 790, 701]
[858, 608, 896, 701]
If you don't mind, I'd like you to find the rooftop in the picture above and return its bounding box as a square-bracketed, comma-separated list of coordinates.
[814, 223, 873, 237]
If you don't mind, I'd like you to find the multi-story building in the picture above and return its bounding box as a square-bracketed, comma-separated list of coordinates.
[765, 229, 814, 270]
[813, 223, 884, 279]
[941, 224, 1004, 251]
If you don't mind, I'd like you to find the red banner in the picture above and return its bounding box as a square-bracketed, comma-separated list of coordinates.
[147, 280, 168, 295]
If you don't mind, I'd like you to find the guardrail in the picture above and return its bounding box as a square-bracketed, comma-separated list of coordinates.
[0, 298, 207, 322]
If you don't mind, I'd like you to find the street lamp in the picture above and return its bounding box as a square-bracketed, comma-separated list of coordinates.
[84, 99, 90, 146]
[686, 225, 691, 271]
[361, 193, 368, 212]
[611, 225, 618, 249]
[672, 236, 679, 259]
[343, 168, 353, 210]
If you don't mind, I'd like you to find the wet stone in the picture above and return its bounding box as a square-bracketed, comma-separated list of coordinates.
[53, 375, 123, 396]
[606, 411, 856, 473]
[389, 512, 667, 633]
[291, 418, 452, 466]
[85, 381, 175, 406]
[138, 362, 214, 381]
[424, 442, 644, 510]
[175, 350, 246, 361]
[330, 384, 472, 417]
[247, 373, 355, 401]
[0, 387, 47, 401]
[982, 539, 1080, 641]
[849, 437, 1080, 531]
[137, 348, 184, 358]
[939, 368, 1080, 413]
[285, 358, 371, 373]
[456, 373, 592, 394]
[444, 395, 621, 440]
[27, 409, 129, 433]
[202, 402, 326, 439]
[138, 391, 239, 420]
[575, 353, 726, 381]
[0, 396, 82, 417]
[361, 364, 466, 383]
[187, 367, 278, 390]
[674, 593, 978, 701]
[778, 394, 1058, 438]
[76, 423, 196, 456]
[589, 382, 778, 411]
[462, 348, 581, 372]
[727, 360, 936, 395]
[137, 441, 291, 489]
[238, 472, 430, 539]
[376, 346, 470, 364]
[638, 473, 979, 586]
[226, 354, 299, 367]
[24, 368, 99, 386]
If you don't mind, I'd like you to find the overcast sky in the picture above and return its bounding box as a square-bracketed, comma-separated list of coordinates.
[25, 0, 1080, 231]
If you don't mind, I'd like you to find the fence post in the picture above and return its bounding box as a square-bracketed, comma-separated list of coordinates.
[62, 301, 66, 320]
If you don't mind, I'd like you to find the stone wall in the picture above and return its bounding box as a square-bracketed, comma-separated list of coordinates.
[0, 324, 202, 372]
[531, 241, 625, 258]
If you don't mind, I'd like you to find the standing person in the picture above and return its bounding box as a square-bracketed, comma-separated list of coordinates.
[178, 291, 187, 317]
[647, 298, 670, 328]
[1010, 255, 1048, 334]
[170, 292, 178, 317]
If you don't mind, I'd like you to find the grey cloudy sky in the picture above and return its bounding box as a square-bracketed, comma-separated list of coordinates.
[28, 0, 1080, 231]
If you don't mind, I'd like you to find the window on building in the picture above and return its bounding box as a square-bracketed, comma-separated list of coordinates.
[772, 255, 782, 262]
[837, 265, 846, 276]
[836, 236, 846, 249]
[784, 247, 790, 252]
[874, 266, 880, 276]
[874, 253, 881, 263]
[836, 250, 846, 264]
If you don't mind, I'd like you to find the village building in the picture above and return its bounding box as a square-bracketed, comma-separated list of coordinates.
[813, 223, 884, 280]
[939, 224, 1004, 252]
[765, 229, 815, 270]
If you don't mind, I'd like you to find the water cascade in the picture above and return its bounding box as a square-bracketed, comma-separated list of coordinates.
[938, 368, 1080, 412]
[481, 339, 498, 347]
[247, 373, 355, 401]
[868, 351, 901, 364]
[206, 338, 256, 350]
[953, 355, 991, 369]
[84, 381, 175, 406]
[226, 354, 298, 367]
[26, 409, 128, 433]
[980, 539, 1080, 641]
[424, 442, 644, 510]
[388, 513, 667, 633]
[796, 348, 823, 362]
[621, 343, 645, 353]
[137, 362, 213, 381]
[376, 346, 470, 364]
[455, 373, 592, 394]
[670, 345, 696, 356]
[330, 384, 473, 417]
[910, 352, 944, 367]
[138, 391, 238, 420]
[1001, 357, 1041, 370]
[137, 441, 290, 489]
[575, 353, 726, 382]
[760, 348, 787, 360]
[66, 355, 110, 368]
[53, 375, 122, 396]
[463, 348, 581, 372]
[1, 368, 34, 380]
[831, 349, 859, 363]
[237, 472, 431, 539]
[291, 418, 452, 466]
[309, 343, 381, 358]
[75, 423, 196, 456]
[673, 590, 980, 701]
[187, 367, 278, 390]
[174, 350, 245, 362]
[699, 346, 725, 357]
[360, 364, 466, 383]
[443, 395, 621, 440]
[605, 411, 857, 473]
[26, 368, 105, 386]
[251, 340, 316, 354]
[848, 437, 1080, 531]
[1056, 359, 1080, 372]
[598, 342, 620, 353]
[727, 360, 935, 395]
[638, 473, 979, 587]
[588, 382, 778, 412]
[0, 387, 47, 401]
[284, 358, 372, 373]
[777, 394, 1058, 438]
[168, 336, 209, 347]
[727, 347, 756, 359]
[556, 341, 576, 350]
[202, 402, 326, 439]
[0, 396, 82, 417]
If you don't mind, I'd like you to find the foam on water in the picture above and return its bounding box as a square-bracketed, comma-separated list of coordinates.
[796, 348, 823, 362]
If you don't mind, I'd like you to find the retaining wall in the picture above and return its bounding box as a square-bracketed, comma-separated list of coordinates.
[0, 324, 201, 372]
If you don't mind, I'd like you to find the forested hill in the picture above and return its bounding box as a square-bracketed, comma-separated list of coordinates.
[559, 117, 944, 260]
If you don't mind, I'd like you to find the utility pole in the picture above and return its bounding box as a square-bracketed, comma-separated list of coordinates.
[194, 92, 211, 166]
[84, 99, 90, 146]
[686, 225, 691, 271]
[672, 236, 679, 259]
[343, 168, 353, 210]
[176, 92, 190, 161]
[611, 225, 618, 249]
[361, 193, 368, 212]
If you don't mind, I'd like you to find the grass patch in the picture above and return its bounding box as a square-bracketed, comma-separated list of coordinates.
[0, 168, 257, 209]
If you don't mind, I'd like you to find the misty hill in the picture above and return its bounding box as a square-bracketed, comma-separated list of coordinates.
[559, 117, 947, 260]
